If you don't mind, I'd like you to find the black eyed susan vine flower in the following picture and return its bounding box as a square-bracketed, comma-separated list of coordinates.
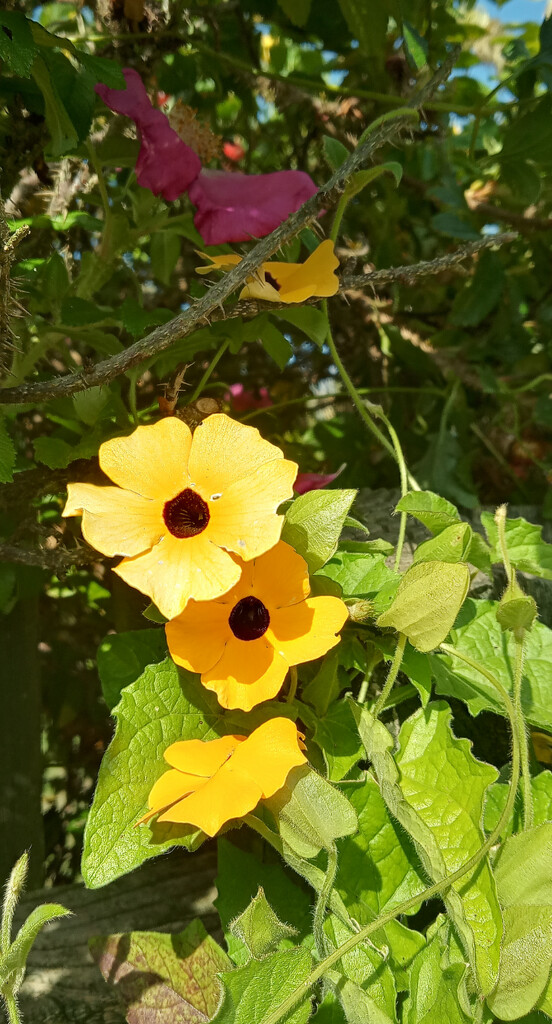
[165, 540, 349, 711]
[196, 239, 339, 304]
[63, 414, 297, 620]
[138, 717, 307, 837]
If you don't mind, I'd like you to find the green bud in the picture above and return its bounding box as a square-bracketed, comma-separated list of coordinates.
[230, 887, 297, 959]
[264, 765, 357, 859]
[496, 578, 537, 639]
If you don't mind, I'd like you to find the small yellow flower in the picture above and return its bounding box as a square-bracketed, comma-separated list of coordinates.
[165, 540, 349, 711]
[63, 415, 297, 620]
[138, 717, 307, 837]
[196, 239, 339, 304]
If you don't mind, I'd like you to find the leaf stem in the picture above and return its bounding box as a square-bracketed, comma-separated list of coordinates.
[514, 635, 533, 830]
[494, 504, 513, 586]
[372, 633, 407, 719]
[188, 339, 230, 404]
[372, 407, 409, 569]
[286, 667, 298, 704]
[85, 141, 111, 257]
[313, 844, 338, 958]
[3, 994, 21, 1024]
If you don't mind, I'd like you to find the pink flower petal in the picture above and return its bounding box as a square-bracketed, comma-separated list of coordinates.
[293, 467, 345, 494]
[189, 168, 318, 245]
[225, 383, 273, 412]
[95, 68, 201, 201]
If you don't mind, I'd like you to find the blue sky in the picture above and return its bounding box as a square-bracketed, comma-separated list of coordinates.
[478, 0, 547, 21]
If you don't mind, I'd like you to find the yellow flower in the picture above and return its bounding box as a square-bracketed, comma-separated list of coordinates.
[196, 239, 339, 304]
[138, 717, 306, 837]
[165, 540, 349, 711]
[62, 415, 297, 620]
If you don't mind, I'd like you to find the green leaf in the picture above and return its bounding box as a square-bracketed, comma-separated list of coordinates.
[325, 917, 397, 1024]
[396, 490, 461, 535]
[412, 522, 473, 565]
[260, 321, 293, 369]
[403, 22, 428, 70]
[76, 51, 125, 89]
[150, 232, 181, 286]
[432, 599, 552, 730]
[302, 648, 347, 717]
[500, 96, 552, 168]
[338, 0, 387, 60]
[33, 433, 102, 469]
[119, 297, 173, 338]
[415, 433, 478, 509]
[403, 936, 471, 1024]
[344, 162, 403, 200]
[41, 49, 96, 144]
[216, 837, 313, 968]
[322, 135, 350, 171]
[230, 888, 298, 960]
[31, 55, 78, 157]
[276, 0, 312, 28]
[60, 297, 109, 325]
[312, 697, 364, 781]
[0, 11, 36, 76]
[484, 771, 552, 838]
[0, 416, 16, 484]
[89, 918, 230, 1023]
[282, 489, 357, 573]
[353, 703, 502, 995]
[212, 947, 312, 1024]
[72, 386, 109, 427]
[487, 824, 552, 1020]
[275, 307, 328, 347]
[81, 659, 228, 888]
[481, 512, 552, 580]
[315, 550, 399, 600]
[0, 903, 71, 990]
[97, 629, 168, 711]
[264, 765, 357, 859]
[371, 636, 433, 707]
[377, 561, 470, 653]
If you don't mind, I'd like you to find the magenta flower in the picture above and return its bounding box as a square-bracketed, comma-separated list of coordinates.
[294, 466, 345, 494]
[225, 383, 273, 413]
[188, 169, 318, 245]
[95, 68, 201, 202]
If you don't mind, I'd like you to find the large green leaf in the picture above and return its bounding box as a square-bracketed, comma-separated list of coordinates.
[325, 916, 397, 1024]
[402, 935, 472, 1024]
[89, 918, 230, 1023]
[354, 703, 502, 995]
[82, 659, 227, 888]
[484, 770, 552, 838]
[377, 561, 470, 653]
[312, 698, 364, 781]
[480, 512, 552, 580]
[315, 550, 399, 600]
[212, 948, 312, 1024]
[487, 824, 552, 1020]
[281, 489, 357, 572]
[0, 11, 36, 76]
[432, 599, 552, 730]
[395, 490, 460, 535]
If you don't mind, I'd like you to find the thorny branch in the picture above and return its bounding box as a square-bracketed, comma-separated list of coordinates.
[0, 49, 460, 407]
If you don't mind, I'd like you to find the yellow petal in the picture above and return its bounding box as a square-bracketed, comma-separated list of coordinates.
[201, 635, 287, 710]
[99, 418, 192, 499]
[196, 251, 242, 274]
[247, 541, 310, 609]
[188, 413, 288, 497]
[163, 734, 243, 775]
[114, 531, 241, 619]
[264, 240, 340, 304]
[157, 765, 263, 836]
[231, 717, 307, 798]
[136, 767, 204, 824]
[267, 596, 349, 665]
[63, 482, 164, 557]
[238, 274, 282, 302]
[165, 600, 231, 674]
[207, 459, 297, 561]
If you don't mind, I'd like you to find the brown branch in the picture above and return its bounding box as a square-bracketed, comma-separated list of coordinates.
[0, 49, 460, 408]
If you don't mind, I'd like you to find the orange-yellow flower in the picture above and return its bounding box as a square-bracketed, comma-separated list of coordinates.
[196, 239, 339, 304]
[62, 414, 297, 620]
[165, 540, 349, 711]
[138, 717, 306, 837]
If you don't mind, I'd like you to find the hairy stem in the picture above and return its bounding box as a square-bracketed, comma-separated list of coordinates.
[3, 994, 22, 1024]
[189, 339, 230, 403]
[313, 844, 338, 958]
[514, 635, 533, 830]
[372, 633, 407, 719]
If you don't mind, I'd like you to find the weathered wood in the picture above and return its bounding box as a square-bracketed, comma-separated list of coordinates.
[16, 845, 218, 1024]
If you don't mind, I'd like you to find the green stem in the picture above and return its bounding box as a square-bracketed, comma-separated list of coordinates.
[86, 141, 111, 257]
[286, 666, 298, 703]
[495, 504, 513, 586]
[514, 636, 533, 830]
[261, 656, 522, 1024]
[321, 302, 420, 490]
[329, 196, 349, 245]
[240, 386, 445, 424]
[373, 407, 409, 570]
[439, 643, 515, 719]
[372, 633, 407, 718]
[4, 994, 21, 1024]
[189, 339, 230, 403]
[313, 844, 338, 958]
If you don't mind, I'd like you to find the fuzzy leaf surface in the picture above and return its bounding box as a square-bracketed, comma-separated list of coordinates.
[212, 948, 312, 1024]
[282, 489, 357, 572]
[481, 512, 552, 579]
[377, 561, 470, 652]
[402, 936, 471, 1024]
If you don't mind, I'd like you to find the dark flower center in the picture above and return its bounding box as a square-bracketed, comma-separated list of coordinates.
[163, 488, 210, 539]
[264, 271, 281, 291]
[229, 596, 270, 641]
